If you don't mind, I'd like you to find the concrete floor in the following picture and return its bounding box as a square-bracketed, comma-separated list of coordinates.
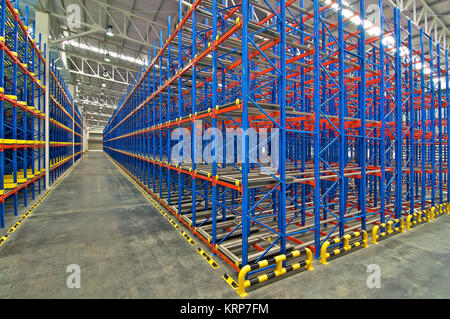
[0, 151, 448, 298]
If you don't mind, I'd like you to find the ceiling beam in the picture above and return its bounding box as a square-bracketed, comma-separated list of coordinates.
[59, 48, 139, 72]
[51, 28, 99, 45]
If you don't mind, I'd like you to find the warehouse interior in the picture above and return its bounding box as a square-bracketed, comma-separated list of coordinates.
[0, 0, 449, 299]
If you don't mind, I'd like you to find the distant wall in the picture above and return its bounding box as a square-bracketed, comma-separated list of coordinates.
[88, 132, 103, 151]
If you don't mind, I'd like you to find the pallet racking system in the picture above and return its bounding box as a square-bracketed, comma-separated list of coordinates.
[0, 0, 83, 228]
[103, 0, 449, 275]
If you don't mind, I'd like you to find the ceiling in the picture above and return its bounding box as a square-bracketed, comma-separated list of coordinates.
[20, 0, 180, 132]
[17, 0, 450, 133]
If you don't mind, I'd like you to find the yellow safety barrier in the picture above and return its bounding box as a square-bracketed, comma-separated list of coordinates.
[371, 218, 404, 244]
[406, 211, 430, 230]
[429, 206, 436, 220]
[405, 202, 449, 230]
[320, 230, 368, 265]
[237, 247, 313, 297]
[434, 203, 447, 218]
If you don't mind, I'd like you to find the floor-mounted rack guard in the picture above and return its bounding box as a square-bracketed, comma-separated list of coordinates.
[104, 0, 450, 288]
[0, 0, 83, 228]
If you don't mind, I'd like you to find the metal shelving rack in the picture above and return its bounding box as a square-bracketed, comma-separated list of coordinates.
[0, 0, 84, 227]
[103, 0, 449, 273]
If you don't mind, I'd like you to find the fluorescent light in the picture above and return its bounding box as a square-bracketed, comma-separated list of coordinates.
[61, 43, 68, 69]
[64, 39, 146, 66]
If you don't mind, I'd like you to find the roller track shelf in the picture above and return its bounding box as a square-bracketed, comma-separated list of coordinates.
[103, 0, 449, 275]
[0, 0, 84, 227]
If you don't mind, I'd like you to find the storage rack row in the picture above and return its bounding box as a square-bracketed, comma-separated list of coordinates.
[104, 0, 449, 272]
[0, 0, 83, 227]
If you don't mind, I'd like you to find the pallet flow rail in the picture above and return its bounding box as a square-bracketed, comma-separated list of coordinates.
[0, 0, 83, 227]
[104, 0, 449, 275]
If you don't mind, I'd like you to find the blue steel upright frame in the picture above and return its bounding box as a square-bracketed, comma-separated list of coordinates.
[0, 0, 84, 228]
[103, 0, 450, 272]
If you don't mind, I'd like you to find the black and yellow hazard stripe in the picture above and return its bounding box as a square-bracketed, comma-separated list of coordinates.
[321, 230, 368, 264]
[169, 218, 181, 230]
[326, 240, 364, 258]
[237, 247, 314, 297]
[222, 273, 239, 290]
[407, 211, 428, 229]
[237, 247, 311, 270]
[7, 220, 22, 233]
[247, 258, 311, 286]
[196, 247, 220, 269]
[372, 219, 404, 244]
[180, 231, 196, 245]
[0, 235, 8, 247]
[435, 203, 447, 217]
[407, 202, 449, 230]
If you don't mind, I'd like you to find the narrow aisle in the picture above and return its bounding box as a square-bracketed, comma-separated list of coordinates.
[0, 152, 235, 298]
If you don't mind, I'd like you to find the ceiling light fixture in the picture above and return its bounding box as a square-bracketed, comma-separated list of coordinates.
[106, 25, 114, 37]
[104, 52, 111, 62]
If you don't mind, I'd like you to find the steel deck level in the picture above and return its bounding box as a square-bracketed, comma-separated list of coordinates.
[0, 151, 448, 298]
